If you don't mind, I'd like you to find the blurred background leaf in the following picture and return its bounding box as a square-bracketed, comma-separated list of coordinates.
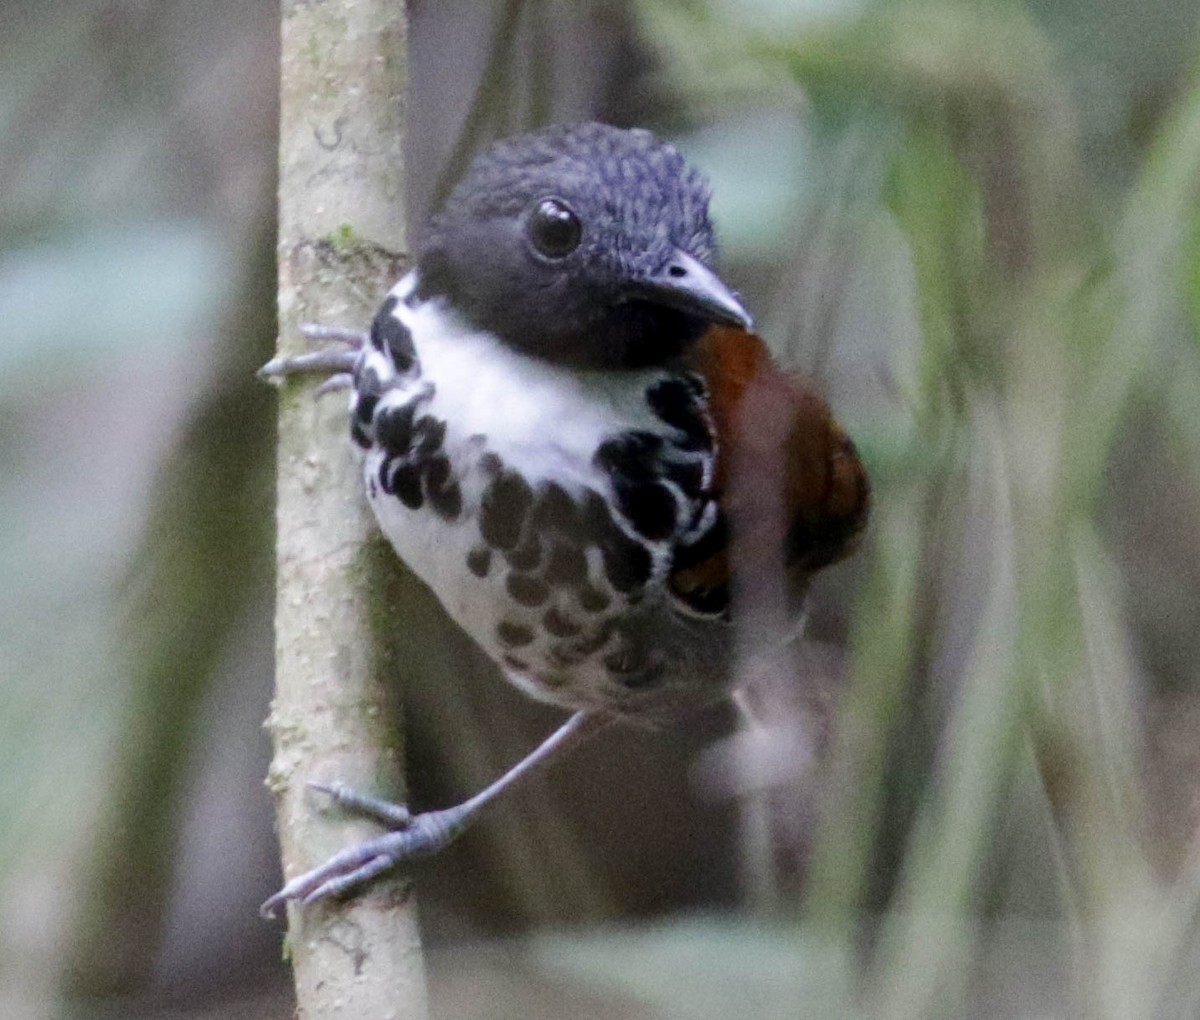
[2, 0, 1198, 1018]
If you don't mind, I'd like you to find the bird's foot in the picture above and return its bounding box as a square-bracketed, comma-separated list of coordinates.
[259, 784, 468, 917]
[261, 714, 607, 918]
[297, 323, 370, 348]
[256, 323, 368, 387]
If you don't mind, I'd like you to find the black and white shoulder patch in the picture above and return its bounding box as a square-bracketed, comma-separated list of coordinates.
[351, 284, 424, 450]
[370, 295, 416, 371]
[594, 371, 717, 545]
[587, 370, 725, 616]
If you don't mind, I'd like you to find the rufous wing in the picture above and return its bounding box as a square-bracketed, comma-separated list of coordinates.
[669, 325, 870, 613]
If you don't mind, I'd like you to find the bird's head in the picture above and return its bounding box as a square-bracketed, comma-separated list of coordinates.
[416, 122, 752, 370]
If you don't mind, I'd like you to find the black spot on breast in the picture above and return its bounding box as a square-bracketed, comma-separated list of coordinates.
[584, 492, 652, 592]
[601, 537, 652, 593]
[466, 546, 491, 578]
[497, 621, 534, 647]
[532, 482, 581, 536]
[505, 536, 541, 571]
[368, 475, 378, 499]
[594, 432, 664, 484]
[578, 584, 611, 613]
[353, 365, 384, 430]
[614, 481, 678, 542]
[351, 364, 387, 448]
[662, 458, 704, 496]
[375, 404, 417, 456]
[357, 361, 385, 395]
[480, 470, 533, 551]
[544, 542, 587, 586]
[389, 461, 423, 509]
[502, 654, 530, 673]
[594, 432, 693, 540]
[412, 416, 446, 457]
[424, 454, 462, 520]
[369, 297, 397, 348]
[542, 606, 581, 637]
[506, 573, 549, 607]
[356, 391, 380, 425]
[370, 296, 416, 370]
[646, 377, 712, 451]
[424, 453, 450, 490]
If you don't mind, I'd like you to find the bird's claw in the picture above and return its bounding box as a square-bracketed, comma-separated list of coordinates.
[260, 785, 465, 918]
[259, 832, 404, 917]
[256, 347, 359, 384]
[298, 323, 369, 348]
[256, 323, 367, 385]
[305, 780, 412, 827]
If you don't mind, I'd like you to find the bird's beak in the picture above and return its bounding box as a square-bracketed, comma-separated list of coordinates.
[630, 250, 753, 331]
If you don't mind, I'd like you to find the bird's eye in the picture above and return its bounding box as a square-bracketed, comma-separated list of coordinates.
[528, 198, 582, 259]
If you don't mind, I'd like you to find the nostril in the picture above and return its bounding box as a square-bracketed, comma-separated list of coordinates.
[667, 263, 687, 279]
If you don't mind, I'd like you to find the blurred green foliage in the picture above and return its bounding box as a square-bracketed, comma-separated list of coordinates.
[631, 0, 1200, 1017]
[0, 2, 277, 1014]
[4, 0, 1198, 1016]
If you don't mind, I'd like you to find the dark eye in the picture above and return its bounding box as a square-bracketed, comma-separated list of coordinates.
[528, 198, 582, 259]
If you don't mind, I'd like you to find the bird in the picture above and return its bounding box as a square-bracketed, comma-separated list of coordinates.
[258, 122, 869, 914]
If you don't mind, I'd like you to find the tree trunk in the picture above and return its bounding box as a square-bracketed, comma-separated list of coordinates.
[270, 1, 426, 1016]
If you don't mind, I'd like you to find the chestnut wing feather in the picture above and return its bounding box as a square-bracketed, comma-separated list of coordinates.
[667, 326, 870, 616]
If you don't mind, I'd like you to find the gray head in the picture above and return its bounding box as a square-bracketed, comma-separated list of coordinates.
[416, 122, 751, 370]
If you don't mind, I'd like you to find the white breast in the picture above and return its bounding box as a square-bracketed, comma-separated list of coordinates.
[358, 273, 682, 710]
[400, 281, 667, 490]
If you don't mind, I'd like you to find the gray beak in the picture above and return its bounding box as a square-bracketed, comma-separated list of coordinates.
[631, 250, 753, 331]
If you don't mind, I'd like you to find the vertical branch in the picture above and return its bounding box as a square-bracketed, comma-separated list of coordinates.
[271, 2, 426, 1017]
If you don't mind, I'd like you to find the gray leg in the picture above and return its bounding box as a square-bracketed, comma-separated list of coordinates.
[260, 711, 613, 916]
